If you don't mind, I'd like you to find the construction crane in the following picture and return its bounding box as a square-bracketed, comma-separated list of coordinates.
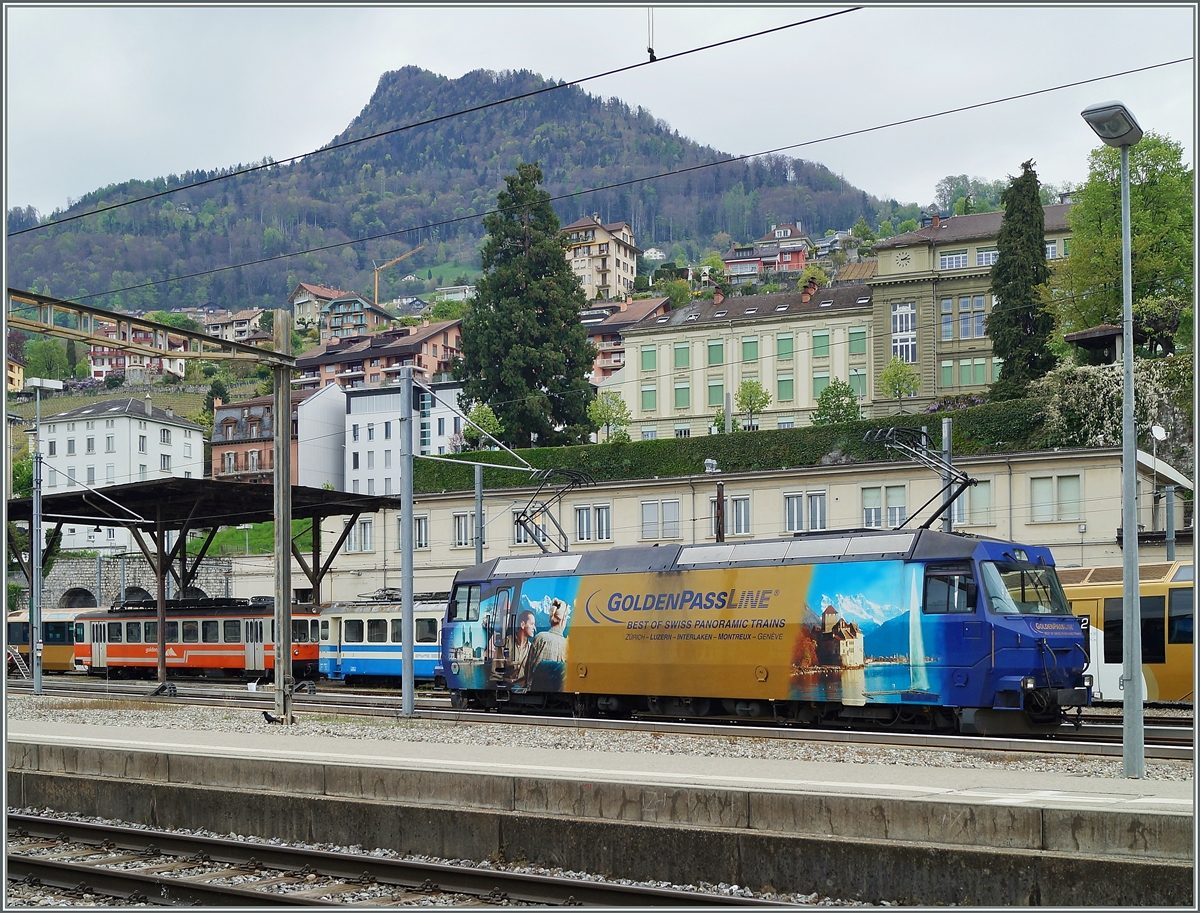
[373, 245, 426, 308]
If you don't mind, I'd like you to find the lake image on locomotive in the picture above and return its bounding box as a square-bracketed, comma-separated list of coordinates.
[438, 529, 1091, 735]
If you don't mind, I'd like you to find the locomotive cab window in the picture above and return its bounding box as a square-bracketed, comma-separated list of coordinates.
[416, 619, 438, 643]
[1168, 587, 1193, 644]
[291, 619, 310, 643]
[980, 561, 1070, 615]
[320, 620, 330, 641]
[923, 564, 977, 614]
[449, 584, 481, 622]
[74, 622, 86, 643]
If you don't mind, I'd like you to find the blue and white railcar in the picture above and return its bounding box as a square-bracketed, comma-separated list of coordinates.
[319, 601, 443, 684]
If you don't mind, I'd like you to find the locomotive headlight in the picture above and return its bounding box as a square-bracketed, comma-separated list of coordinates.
[1021, 676, 1037, 691]
[1082, 674, 1093, 689]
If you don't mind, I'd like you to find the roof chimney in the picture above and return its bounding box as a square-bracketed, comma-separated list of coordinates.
[213, 397, 223, 409]
[932, 213, 940, 228]
[713, 287, 725, 306]
[144, 392, 151, 415]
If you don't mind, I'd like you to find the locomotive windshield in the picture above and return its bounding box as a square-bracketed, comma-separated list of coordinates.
[980, 561, 1071, 615]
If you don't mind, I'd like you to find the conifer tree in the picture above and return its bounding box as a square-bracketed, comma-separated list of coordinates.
[458, 163, 596, 446]
[987, 160, 1053, 399]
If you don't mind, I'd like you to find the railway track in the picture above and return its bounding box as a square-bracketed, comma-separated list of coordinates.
[8, 677, 1192, 760]
[7, 814, 778, 907]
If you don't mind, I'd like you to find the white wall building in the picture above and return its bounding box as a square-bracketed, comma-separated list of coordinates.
[27, 396, 207, 553]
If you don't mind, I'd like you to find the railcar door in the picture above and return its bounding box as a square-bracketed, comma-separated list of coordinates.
[919, 562, 982, 705]
[245, 617, 267, 673]
[90, 621, 108, 671]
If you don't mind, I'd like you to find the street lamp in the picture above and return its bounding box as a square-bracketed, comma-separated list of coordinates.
[25, 376, 64, 696]
[1082, 99, 1144, 778]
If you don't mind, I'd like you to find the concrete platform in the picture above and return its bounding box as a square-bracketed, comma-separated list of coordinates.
[7, 720, 1194, 906]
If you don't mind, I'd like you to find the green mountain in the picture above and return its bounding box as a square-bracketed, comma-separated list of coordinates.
[8, 66, 888, 314]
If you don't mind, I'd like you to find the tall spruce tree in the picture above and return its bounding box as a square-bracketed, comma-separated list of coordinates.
[987, 160, 1053, 399]
[458, 162, 596, 447]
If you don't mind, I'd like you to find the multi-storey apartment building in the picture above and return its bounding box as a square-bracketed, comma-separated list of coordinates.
[722, 222, 811, 286]
[561, 215, 641, 300]
[293, 320, 463, 391]
[88, 325, 185, 382]
[601, 282, 874, 438]
[205, 308, 265, 342]
[27, 397, 206, 552]
[868, 205, 1072, 406]
[288, 282, 347, 331]
[295, 381, 466, 494]
[7, 351, 25, 392]
[210, 391, 310, 484]
[319, 294, 397, 340]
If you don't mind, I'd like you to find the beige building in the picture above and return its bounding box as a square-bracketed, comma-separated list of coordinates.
[561, 215, 641, 300]
[599, 282, 874, 438]
[288, 282, 347, 331]
[230, 447, 1191, 603]
[869, 205, 1073, 407]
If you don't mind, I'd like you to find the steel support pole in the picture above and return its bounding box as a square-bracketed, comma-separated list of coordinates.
[400, 367, 415, 717]
[1119, 142, 1144, 778]
[156, 507, 167, 683]
[31, 387, 43, 694]
[1165, 485, 1176, 561]
[942, 417, 953, 533]
[475, 463, 484, 566]
[273, 307, 294, 723]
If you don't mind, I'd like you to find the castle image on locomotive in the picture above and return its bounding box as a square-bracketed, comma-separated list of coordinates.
[437, 528, 1093, 734]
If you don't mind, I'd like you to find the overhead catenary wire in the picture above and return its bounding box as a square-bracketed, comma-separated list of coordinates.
[10, 8, 860, 236]
[35, 55, 1191, 308]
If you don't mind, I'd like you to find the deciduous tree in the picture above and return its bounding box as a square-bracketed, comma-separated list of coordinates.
[23, 339, 70, 380]
[811, 378, 861, 425]
[587, 391, 632, 442]
[878, 356, 920, 413]
[735, 379, 771, 430]
[987, 160, 1053, 399]
[462, 402, 503, 450]
[457, 162, 596, 447]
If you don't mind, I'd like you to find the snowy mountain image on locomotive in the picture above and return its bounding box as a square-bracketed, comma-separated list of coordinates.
[438, 529, 1092, 734]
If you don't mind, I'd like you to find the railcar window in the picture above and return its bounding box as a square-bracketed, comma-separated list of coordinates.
[1168, 588, 1193, 644]
[43, 622, 71, 644]
[416, 619, 438, 643]
[107, 622, 123, 643]
[224, 620, 241, 643]
[8, 622, 30, 645]
[182, 621, 199, 643]
[390, 619, 403, 643]
[311, 619, 319, 642]
[74, 623, 85, 643]
[367, 619, 387, 642]
[344, 619, 364, 643]
[202, 620, 220, 644]
[923, 565, 977, 614]
[1103, 595, 1169, 664]
[320, 620, 329, 641]
[449, 584, 481, 622]
[980, 562, 1071, 615]
[291, 620, 309, 643]
[125, 622, 141, 644]
[145, 622, 157, 643]
[165, 622, 179, 643]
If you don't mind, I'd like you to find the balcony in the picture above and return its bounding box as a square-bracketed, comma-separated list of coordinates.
[595, 340, 625, 351]
[336, 366, 365, 377]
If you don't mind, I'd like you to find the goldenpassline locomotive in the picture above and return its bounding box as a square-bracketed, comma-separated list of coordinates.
[436, 528, 1093, 735]
[73, 598, 320, 680]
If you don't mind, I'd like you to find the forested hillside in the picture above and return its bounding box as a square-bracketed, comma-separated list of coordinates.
[8, 66, 887, 314]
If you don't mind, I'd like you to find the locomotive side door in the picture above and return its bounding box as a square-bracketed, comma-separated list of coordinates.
[245, 618, 266, 672]
[920, 563, 982, 703]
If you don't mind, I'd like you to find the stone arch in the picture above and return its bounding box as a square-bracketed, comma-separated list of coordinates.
[123, 586, 153, 603]
[59, 587, 97, 609]
[182, 586, 208, 600]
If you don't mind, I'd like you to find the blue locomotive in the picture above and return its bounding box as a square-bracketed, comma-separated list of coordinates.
[435, 528, 1093, 734]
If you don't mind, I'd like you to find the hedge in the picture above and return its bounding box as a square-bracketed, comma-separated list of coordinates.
[413, 398, 1047, 494]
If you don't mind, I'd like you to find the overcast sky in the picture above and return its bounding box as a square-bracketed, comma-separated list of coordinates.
[5, 5, 1195, 219]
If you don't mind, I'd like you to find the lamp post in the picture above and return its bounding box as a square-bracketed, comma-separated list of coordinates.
[1082, 100, 1144, 778]
[25, 377, 64, 695]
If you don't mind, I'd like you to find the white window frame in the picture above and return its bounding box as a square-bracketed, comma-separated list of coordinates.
[890, 302, 917, 363]
[785, 493, 804, 532]
[1030, 475, 1081, 523]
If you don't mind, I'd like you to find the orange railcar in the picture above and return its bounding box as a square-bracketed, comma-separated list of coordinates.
[73, 599, 320, 681]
